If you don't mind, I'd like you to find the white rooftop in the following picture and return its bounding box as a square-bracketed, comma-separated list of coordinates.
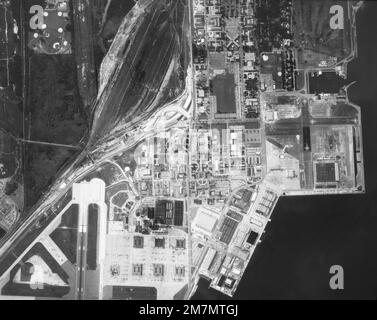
[191, 207, 219, 237]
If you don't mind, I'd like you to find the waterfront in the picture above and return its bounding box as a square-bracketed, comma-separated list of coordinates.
[193, 1, 377, 300]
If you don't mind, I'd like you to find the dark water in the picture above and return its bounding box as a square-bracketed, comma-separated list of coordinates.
[193, 2, 377, 300]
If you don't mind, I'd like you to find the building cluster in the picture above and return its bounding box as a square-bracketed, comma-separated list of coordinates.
[190, 0, 302, 298]
[243, 51, 260, 119]
[254, 0, 293, 53]
[191, 0, 266, 205]
[0, 197, 18, 231]
[193, 0, 210, 122]
[239, 0, 261, 118]
[311, 125, 357, 190]
[193, 0, 296, 123]
[189, 125, 264, 208]
[133, 132, 189, 200]
[105, 229, 189, 299]
[252, 0, 296, 93]
[190, 2, 285, 296]
[191, 182, 280, 296]
[102, 156, 190, 299]
[193, 0, 264, 122]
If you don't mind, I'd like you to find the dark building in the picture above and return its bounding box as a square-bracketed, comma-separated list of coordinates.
[154, 237, 165, 248]
[173, 201, 184, 226]
[155, 200, 173, 225]
[176, 239, 186, 249]
[20, 263, 34, 282]
[147, 207, 155, 219]
[219, 217, 239, 245]
[226, 210, 243, 222]
[133, 236, 144, 249]
[218, 275, 236, 289]
[155, 200, 167, 223]
[315, 162, 337, 183]
[246, 230, 259, 246]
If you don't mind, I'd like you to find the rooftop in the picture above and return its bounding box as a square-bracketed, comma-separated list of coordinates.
[191, 207, 220, 237]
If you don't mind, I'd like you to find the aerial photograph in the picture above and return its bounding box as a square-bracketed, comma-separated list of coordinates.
[0, 0, 376, 306]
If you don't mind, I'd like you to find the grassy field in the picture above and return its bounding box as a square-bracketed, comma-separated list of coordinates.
[23, 53, 88, 209]
[293, 0, 352, 67]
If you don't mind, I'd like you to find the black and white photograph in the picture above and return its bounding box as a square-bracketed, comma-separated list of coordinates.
[0, 0, 376, 308]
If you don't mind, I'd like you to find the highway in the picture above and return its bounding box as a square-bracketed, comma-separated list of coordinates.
[0, 0, 191, 279]
[0, 94, 190, 272]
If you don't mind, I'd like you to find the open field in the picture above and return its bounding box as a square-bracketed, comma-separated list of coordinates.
[24, 145, 76, 209]
[28, 55, 88, 144]
[25, 53, 88, 209]
[212, 73, 237, 114]
[293, 0, 352, 67]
